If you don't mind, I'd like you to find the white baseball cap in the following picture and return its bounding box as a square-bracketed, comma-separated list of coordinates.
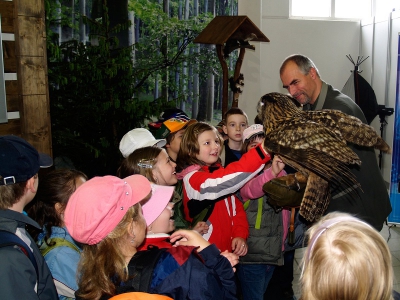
[242, 124, 265, 142]
[119, 128, 166, 158]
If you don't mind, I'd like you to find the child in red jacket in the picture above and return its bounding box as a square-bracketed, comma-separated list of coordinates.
[177, 122, 271, 255]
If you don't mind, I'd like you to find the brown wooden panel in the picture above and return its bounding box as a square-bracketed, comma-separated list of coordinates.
[16, 16, 45, 57]
[5, 79, 18, 94]
[16, 0, 43, 18]
[6, 93, 19, 111]
[0, 119, 21, 136]
[20, 94, 50, 133]
[0, 1, 15, 33]
[5, 80, 19, 111]
[19, 57, 47, 95]
[3, 41, 17, 72]
[19, 95, 52, 156]
[22, 132, 52, 156]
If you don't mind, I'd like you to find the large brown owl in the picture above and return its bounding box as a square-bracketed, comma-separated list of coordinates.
[257, 92, 390, 222]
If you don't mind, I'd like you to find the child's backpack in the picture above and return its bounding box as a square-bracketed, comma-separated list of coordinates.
[0, 230, 39, 277]
[38, 237, 81, 298]
[117, 246, 167, 294]
[39, 237, 80, 256]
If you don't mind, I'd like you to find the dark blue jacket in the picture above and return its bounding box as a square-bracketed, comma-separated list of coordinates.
[93, 244, 237, 300]
[150, 244, 237, 299]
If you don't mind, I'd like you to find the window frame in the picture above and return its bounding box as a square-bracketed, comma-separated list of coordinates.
[289, 0, 374, 21]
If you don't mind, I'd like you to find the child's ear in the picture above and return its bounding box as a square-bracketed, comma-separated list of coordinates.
[25, 176, 37, 193]
[54, 203, 63, 216]
[222, 125, 228, 135]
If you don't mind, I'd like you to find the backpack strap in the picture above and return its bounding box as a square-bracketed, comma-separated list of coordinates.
[122, 246, 166, 293]
[243, 197, 264, 229]
[0, 230, 39, 278]
[40, 237, 80, 256]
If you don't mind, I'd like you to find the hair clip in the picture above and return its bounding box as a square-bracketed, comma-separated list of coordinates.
[137, 159, 154, 169]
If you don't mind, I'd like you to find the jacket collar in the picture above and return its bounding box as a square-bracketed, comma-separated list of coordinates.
[0, 209, 41, 229]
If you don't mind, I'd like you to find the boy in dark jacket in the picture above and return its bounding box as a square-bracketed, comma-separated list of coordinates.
[0, 135, 57, 300]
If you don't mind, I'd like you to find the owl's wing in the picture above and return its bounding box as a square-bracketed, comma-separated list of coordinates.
[276, 157, 331, 222]
[264, 121, 360, 192]
[305, 109, 390, 153]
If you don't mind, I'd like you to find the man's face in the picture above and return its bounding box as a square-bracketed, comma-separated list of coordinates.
[280, 61, 318, 106]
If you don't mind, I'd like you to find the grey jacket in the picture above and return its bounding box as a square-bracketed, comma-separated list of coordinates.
[313, 82, 392, 231]
[239, 197, 284, 265]
[0, 209, 58, 300]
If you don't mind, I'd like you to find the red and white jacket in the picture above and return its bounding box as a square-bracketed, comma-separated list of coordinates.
[180, 144, 271, 252]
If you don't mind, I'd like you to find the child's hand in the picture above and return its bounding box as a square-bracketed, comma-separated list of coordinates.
[220, 250, 239, 272]
[231, 237, 248, 256]
[169, 229, 210, 252]
[193, 221, 209, 235]
[271, 155, 285, 177]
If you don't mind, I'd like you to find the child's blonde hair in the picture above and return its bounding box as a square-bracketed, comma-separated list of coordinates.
[177, 122, 223, 170]
[301, 212, 394, 300]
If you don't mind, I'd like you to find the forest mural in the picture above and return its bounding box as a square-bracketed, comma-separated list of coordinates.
[46, 0, 238, 176]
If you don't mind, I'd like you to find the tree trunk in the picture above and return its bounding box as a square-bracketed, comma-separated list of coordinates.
[79, 0, 86, 43]
[191, 0, 199, 119]
[107, 0, 129, 47]
[197, 79, 208, 121]
[161, 0, 169, 102]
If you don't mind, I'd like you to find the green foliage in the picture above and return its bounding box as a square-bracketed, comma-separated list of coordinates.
[48, 2, 162, 176]
[46, 0, 214, 177]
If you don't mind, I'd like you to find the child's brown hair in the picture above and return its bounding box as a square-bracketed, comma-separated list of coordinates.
[223, 107, 249, 124]
[177, 122, 223, 170]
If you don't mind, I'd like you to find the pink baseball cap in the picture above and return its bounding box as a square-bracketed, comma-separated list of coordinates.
[65, 175, 151, 245]
[142, 184, 175, 225]
[242, 124, 265, 142]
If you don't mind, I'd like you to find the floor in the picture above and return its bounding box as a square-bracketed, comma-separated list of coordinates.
[292, 223, 400, 299]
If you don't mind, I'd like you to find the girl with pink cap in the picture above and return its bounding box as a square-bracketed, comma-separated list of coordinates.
[64, 175, 238, 300]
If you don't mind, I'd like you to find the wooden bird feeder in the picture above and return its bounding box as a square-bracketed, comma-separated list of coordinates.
[194, 16, 269, 116]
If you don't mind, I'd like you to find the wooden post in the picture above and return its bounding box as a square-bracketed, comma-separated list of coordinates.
[14, 0, 52, 155]
[231, 47, 245, 108]
[216, 44, 229, 117]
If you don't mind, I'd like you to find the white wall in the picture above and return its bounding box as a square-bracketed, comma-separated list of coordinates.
[360, 11, 400, 183]
[238, 0, 360, 124]
[237, 0, 398, 184]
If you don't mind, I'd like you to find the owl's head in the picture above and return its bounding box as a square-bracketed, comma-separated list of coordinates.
[257, 92, 301, 134]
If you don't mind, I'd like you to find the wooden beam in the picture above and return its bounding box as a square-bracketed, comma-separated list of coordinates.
[216, 44, 229, 117]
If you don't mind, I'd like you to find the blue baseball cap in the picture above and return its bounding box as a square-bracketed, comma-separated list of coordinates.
[0, 135, 53, 185]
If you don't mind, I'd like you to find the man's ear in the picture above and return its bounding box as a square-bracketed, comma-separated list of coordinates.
[309, 67, 317, 80]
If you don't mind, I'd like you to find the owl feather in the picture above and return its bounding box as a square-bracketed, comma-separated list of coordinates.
[257, 92, 390, 222]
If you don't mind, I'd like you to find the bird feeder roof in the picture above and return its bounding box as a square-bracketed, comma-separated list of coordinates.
[194, 16, 269, 45]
